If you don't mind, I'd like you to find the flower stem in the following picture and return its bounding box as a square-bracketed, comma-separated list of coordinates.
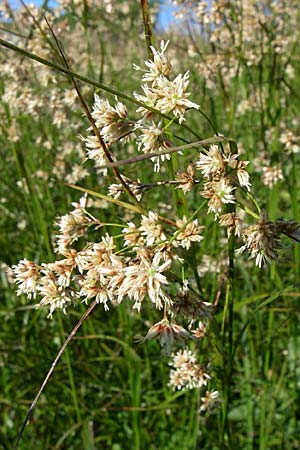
[220, 213, 236, 446]
[140, 0, 154, 60]
[223, 231, 235, 442]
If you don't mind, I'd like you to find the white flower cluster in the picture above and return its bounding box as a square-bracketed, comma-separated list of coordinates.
[169, 349, 211, 390]
[236, 211, 300, 268]
[196, 144, 251, 220]
[81, 41, 200, 175]
[12, 200, 205, 317]
[134, 41, 199, 123]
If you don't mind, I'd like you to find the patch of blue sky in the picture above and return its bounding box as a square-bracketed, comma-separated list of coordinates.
[7, 0, 175, 30]
[9, 0, 57, 7]
[157, 0, 177, 30]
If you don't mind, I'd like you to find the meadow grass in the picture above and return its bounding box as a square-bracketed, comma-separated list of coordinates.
[1, 1, 300, 449]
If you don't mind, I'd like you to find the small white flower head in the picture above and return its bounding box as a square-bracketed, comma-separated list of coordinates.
[80, 235, 117, 274]
[172, 348, 197, 368]
[118, 251, 171, 310]
[154, 72, 199, 123]
[37, 269, 77, 317]
[262, 164, 284, 188]
[91, 94, 134, 143]
[134, 40, 172, 82]
[12, 259, 40, 298]
[200, 390, 221, 412]
[65, 163, 89, 184]
[80, 134, 108, 176]
[279, 130, 300, 154]
[174, 216, 204, 249]
[214, 177, 236, 204]
[134, 84, 158, 120]
[235, 160, 251, 191]
[79, 271, 111, 311]
[149, 40, 172, 77]
[137, 121, 171, 172]
[145, 252, 171, 306]
[108, 177, 143, 201]
[169, 348, 211, 390]
[219, 213, 243, 237]
[197, 145, 251, 190]
[134, 72, 199, 123]
[139, 211, 167, 246]
[107, 182, 123, 199]
[201, 178, 236, 217]
[47, 250, 78, 287]
[122, 222, 141, 247]
[55, 206, 91, 253]
[196, 144, 225, 179]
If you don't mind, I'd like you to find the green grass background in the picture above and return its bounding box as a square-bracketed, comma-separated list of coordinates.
[1, 1, 300, 449]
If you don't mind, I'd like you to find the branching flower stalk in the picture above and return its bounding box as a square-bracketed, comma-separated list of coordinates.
[3, 2, 300, 447]
[9, 30, 300, 432]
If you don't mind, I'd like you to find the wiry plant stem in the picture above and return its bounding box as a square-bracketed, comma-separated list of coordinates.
[220, 140, 238, 445]
[14, 301, 98, 450]
[45, 17, 144, 212]
[140, 0, 154, 60]
[221, 230, 235, 446]
[96, 136, 229, 170]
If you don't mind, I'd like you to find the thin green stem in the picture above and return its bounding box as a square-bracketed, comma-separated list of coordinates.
[196, 107, 219, 135]
[221, 230, 235, 447]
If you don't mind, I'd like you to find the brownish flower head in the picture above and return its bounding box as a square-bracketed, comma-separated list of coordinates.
[191, 321, 207, 338]
[219, 213, 243, 237]
[237, 210, 282, 268]
[175, 162, 196, 194]
[174, 216, 204, 249]
[172, 281, 215, 321]
[139, 317, 191, 354]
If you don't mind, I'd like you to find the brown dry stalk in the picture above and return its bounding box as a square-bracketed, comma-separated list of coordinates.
[140, 0, 154, 60]
[14, 301, 98, 450]
[44, 17, 144, 213]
